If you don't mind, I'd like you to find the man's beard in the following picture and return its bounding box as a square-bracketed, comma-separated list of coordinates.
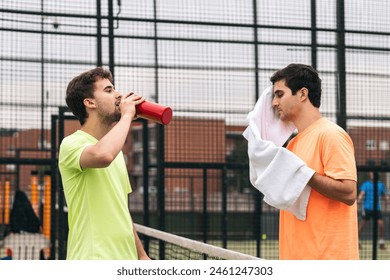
[98, 108, 121, 126]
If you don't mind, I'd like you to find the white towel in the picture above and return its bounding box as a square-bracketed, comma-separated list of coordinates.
[242, 86, 315, 220]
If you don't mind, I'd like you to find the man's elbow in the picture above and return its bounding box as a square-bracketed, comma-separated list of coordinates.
[342, 180, 357, 206]
[343, 195, 356, 206]
[343, 188, 357, 206]
[83, 153, 114, 168]
[97, 154, 115, 167]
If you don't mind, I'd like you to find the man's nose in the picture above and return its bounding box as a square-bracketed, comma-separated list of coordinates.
[272, 97, 278, 108]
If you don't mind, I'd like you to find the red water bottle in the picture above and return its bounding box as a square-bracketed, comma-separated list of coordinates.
[136, 101, 173, 125]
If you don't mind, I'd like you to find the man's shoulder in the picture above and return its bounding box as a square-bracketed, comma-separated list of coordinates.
[317, 119, 352, 142]
[360, 180, 371, 188]
[59, 131, 92, 157]
[318, 118, 346, 133]
[62, 130, 92, 145]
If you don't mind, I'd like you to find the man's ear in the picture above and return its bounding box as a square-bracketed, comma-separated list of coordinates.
[84, 98, 96, 108]
[300, 87, 309, 101]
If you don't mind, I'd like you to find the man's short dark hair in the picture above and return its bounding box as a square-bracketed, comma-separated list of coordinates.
[270, 63, 322, 108]
[65, 67, 113, 125]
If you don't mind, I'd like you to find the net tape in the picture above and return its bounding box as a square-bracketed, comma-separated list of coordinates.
[135, 223, 261, 260]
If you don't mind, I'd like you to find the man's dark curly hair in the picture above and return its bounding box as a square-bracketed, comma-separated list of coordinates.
[270, 63, 322, 108]
[65, 67, 113, 125]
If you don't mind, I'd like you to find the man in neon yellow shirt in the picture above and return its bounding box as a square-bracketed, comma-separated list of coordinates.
[59, 67, 149, 260]
[271, 64, 358, 259]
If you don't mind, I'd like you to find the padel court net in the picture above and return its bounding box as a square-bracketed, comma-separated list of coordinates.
[135, 224, 260, 260]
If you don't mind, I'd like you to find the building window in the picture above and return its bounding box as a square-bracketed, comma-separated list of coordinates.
[133, 152, 143, 166]
[379, 140, 389, 151]
[366, 139, 376, 150]
[149, 152, 157, 165]
[7, 144, 15, 156]
[132, 129, 142, 143]
[6, 164, 16, 172]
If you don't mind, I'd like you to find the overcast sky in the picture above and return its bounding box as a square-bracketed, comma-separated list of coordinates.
[1, 0, 389, 130]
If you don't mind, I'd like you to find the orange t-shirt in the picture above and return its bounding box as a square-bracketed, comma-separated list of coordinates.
[279, 117, 359, 260]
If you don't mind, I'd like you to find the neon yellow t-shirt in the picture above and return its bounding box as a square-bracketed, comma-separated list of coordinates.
[280, 118, 358, 260]
[59, 130, 137, 260]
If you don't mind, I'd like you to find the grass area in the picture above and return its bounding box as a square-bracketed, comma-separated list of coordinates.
[0, 246, 7, 259]
[1, 238, 389, 260]
[209, 239, 390, 260]
[208, 239, 279, 260]
[359, 240, 390, 260]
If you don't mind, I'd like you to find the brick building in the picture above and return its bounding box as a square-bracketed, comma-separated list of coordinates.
[349, 127, 390, 167]
[2, 122, 390, 199]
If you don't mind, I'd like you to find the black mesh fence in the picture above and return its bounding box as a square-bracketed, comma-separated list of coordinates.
[1, 0, 390, 260]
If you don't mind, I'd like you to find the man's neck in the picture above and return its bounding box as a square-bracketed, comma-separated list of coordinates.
[81, 118, 114, 140]
[294, 108, 322, 133]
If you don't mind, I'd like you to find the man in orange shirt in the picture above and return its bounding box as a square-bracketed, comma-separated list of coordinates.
[270, 64, 359, 259]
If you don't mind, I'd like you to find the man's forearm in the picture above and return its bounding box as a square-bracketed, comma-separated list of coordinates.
[132, 222, 150, 260]
[308, 172, 357, 205]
